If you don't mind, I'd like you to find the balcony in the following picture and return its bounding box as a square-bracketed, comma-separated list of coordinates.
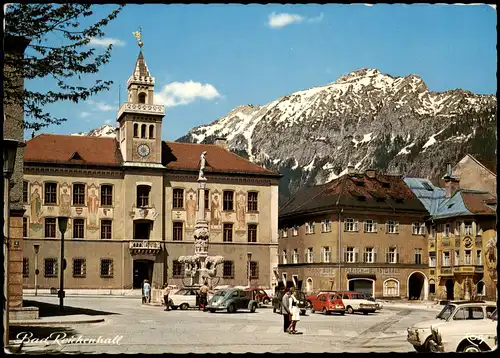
[117, 101, 164, 118]
[453, 265, 484, 275]
[129, 206, 159, 221]
[439, 267, 453, 276]
[129, 240, 162, 256]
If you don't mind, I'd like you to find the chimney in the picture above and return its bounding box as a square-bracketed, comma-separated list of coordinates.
[443, 162, 460, 198]
[365, 169, 377, 178]
[215, 137, 228, 150]
[347, 164, 356, 175]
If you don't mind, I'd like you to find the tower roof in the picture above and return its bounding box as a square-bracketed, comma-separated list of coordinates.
[127, 49, 154, 88]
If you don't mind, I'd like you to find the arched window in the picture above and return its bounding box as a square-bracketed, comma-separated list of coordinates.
[429, 279, 436, 294]
[477, 281, 485, 296]
[383, 279, 399, 297]
[141, 124, 146, 138]
[149, 124, 154, 139]
[138, 93, 146, 104]
[133, 123, 138, 138]
[306, 278, 313, 294]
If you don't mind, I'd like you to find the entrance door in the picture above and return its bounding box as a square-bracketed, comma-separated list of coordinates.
[134, 222, 151, 240]
[133, 260, 154, 288]
[349, 279, 373, 295]
[445, 279, 454, 300]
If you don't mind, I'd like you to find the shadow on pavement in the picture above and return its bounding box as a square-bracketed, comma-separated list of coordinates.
[23, 300, 118, 317]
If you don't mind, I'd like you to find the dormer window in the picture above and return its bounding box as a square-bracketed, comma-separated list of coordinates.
[141, 124, 146, 138]
[133, 123, 139, 138]
[138, 92, 146, 104]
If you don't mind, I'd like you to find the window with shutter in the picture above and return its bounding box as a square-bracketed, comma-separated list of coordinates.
[354, 248, 359, 263]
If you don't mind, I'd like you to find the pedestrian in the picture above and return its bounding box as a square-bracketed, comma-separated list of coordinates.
[163, 284, 171, 311]
[199, 281, 209, 311]
[281, 288, 292, 333]
[143, 279, 151, 304]
[288, 294, 300, 334]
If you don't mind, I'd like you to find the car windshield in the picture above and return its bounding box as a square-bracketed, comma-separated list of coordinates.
[437, 304, 456, 320]
[294, 292, 305, 300]
[213, 291, 227, 297]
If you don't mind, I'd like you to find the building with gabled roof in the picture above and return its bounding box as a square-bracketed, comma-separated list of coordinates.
[404, 161, 497, 302]
[21, 43, 281, 293]
[277, 167, 430, 300]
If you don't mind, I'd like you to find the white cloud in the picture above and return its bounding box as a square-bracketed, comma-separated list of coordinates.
[268, 12, 304, 28]
[80, 112, 91, 118]
[155, 81, 221, 107]
[97, 102, 115, 111]
[88, 37, 125, 47]
[268, 12, 324, 28]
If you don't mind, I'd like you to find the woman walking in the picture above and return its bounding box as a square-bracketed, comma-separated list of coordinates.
[143, 279, 151, 304]
[287, 294, 301, 334]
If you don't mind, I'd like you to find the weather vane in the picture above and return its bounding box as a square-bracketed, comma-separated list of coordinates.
[132, 26, 143, 48]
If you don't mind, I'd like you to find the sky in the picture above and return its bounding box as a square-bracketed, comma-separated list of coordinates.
[22, 4, 497, 141]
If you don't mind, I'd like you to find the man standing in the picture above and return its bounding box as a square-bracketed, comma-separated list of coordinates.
[281, 288, 292, 333]
[163, 284, 171, 311]
[199, 281, 209, 311]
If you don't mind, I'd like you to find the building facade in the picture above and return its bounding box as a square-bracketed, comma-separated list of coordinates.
[277, 168, 430, 300]
[21, 46, 280, 292]
[405, 160, 497, 301]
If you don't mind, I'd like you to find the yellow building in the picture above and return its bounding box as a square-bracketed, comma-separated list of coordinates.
[405, 163, 497, 301]
[21, 45, 280, 292]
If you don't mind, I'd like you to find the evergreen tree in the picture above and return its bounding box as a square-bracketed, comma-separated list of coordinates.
[4, 4, 124, 130]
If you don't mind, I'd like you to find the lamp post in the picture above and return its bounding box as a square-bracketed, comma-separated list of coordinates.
[247, 252, 252, 288]
[57, 216, 69, 311]
[3, 138, 25, 350]
[34, 244, 40, 296]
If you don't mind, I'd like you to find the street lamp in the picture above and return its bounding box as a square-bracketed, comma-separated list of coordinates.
[3, 138, 25, 350]
[34, 244, 40, 296]
[57, 216, 69, 311]
[247, 252, 252, 288]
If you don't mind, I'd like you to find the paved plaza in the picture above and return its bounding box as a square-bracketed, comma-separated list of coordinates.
[10, 296, 440, 354]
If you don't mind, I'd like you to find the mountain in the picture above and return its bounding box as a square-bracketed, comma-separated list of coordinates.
[177, 68, 497, 203]
[72, 124, 116, 138]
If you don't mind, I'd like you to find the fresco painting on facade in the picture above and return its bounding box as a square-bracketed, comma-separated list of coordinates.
[186, 189, 197, 229]
[485, 236, 497, 280]
[29, 181, 42, 224]
[236, 190, 246, 230]
[210, 190, 222, 230]
[87, 183, 99, 231]
[59, 183, 71, 217]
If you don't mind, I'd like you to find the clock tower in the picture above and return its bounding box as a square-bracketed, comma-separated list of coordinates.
[116, 32, 164, 165]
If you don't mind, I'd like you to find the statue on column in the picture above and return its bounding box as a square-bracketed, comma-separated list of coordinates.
[198, 151, 207, 181]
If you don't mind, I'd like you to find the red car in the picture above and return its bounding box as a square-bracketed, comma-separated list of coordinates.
[309, 293, 346, 315]
[244, 288, 271, 305]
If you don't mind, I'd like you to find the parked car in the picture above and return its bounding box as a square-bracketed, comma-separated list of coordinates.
[169, 287, 214, 310]
[428, 309, 497, 353]
[244, 288, 271, 306]
[310, 293, 346, 315]
[360, 293, 383, 310]
[407, 300, 497, 352]
[336, 291, 377, 314]
[206, 288, 258, 313]
[272, 290, 307, 315]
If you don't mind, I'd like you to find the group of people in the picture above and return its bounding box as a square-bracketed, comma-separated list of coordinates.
[281, 287, 301, 334]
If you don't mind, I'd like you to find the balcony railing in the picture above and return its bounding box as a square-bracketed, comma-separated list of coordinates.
[439, 267, 453, 276]
[129, 240, 162, 255]
[117, 102, 164, 118]
[452, 265, 484, 274]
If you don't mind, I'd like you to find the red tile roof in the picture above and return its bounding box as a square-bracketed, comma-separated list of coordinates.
[23, 134, 278, 176]
[164, 141, 277, 175]
[461, 191, 496, 216]
[24, 134, 121, 166]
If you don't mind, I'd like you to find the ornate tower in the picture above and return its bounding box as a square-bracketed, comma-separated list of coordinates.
[116, 27, 164, 164]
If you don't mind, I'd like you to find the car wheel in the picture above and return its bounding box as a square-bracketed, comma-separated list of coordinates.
[300, 310, 306, 316]
[339, 311, 345, 315]
[170, 306, 178, 310]
[347, 306, 354, 314]
[209, 309, 216, 313]
[322, 307, 329, 315]
[227, 303, 236, 313]
[263, 299, 270, 305]
[250, 303, 257, 313]
[462, 345, 482, 353]
[180, 303, 189, 310]
[363, 311, 369, 315]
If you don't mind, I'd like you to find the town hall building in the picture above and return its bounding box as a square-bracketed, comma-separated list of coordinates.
[21, 44, 280, 292]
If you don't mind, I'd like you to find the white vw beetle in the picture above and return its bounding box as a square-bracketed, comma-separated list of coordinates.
[428, 309, 497, 352]
[407, 300, 496, 352]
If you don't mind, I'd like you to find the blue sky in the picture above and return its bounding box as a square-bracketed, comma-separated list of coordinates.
[25, 4, 497, 141]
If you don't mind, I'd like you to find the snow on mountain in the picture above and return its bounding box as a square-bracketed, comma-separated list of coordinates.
[178, 67, 497, 202]
[72, 124, 116, 138]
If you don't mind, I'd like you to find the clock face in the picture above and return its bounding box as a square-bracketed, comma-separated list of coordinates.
[137, 144, 150, 158]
